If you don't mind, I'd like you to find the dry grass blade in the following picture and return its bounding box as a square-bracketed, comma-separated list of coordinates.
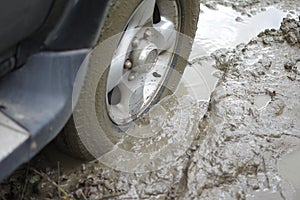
[19, 165, 29, 200]
[57, 161, 61, 199]
[31, 168, 73, 199]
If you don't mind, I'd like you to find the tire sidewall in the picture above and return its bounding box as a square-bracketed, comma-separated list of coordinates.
[72, 0, 200, 159]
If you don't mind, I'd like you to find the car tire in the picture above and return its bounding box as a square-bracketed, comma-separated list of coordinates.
[56, 0, 200, 160]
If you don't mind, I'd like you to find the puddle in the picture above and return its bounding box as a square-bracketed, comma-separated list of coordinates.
[189, 5, 286, 60]
[278, 148, 300, 199]
[248, 191, 282, 200]
[185, 4, 286, 104]
[254, 94, 271, 110]
[176, 59, 219, 102]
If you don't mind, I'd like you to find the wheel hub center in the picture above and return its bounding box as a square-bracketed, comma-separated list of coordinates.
[129, 29, 159, 74]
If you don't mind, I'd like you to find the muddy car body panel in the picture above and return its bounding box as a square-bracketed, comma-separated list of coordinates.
[0, 0, 110, 182]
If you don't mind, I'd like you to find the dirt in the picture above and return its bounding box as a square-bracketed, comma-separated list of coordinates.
[201, 0, 300, 14]
[182, 16, 300, 199]
[1, 1, 300, 200]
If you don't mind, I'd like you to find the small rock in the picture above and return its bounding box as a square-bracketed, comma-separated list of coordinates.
[250, 10, 256, 15]
[261, 8, 267, 11]
[285, 30, 299, 45]
[81, 164, 86, 172]
[205, 2, 218, 10]
[262, 37, 273, 45]
[235, 17, 243, 22]
[152, 72, 161, 78]
[75, 189, 83, 199]
[284, 61, 296, 72]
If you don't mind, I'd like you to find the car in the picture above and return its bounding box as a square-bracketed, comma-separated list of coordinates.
[0, 0, 200, 181]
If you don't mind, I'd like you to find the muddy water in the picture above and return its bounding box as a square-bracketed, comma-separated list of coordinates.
[189, 5, 286, 60]
[278, 148, 300, 199]
[1, 1, 300, 200]
[186, 4, 287, 106]
[254, 94, 271, 110]
[177, 59, 219, 102]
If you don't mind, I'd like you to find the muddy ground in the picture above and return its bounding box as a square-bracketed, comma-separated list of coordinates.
[1, 0, 300, 199]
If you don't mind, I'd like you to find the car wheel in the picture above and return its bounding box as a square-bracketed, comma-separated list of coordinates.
[57, 0, 200, 160]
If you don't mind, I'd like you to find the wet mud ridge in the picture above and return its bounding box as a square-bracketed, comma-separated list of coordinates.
[182, 16, 300, 199]
[1, 4, 300, 200]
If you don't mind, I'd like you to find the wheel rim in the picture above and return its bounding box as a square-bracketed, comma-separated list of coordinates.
[106, 0, 180, 125]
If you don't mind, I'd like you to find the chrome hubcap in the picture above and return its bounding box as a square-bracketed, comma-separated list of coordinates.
[106, 0, 179, 125]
